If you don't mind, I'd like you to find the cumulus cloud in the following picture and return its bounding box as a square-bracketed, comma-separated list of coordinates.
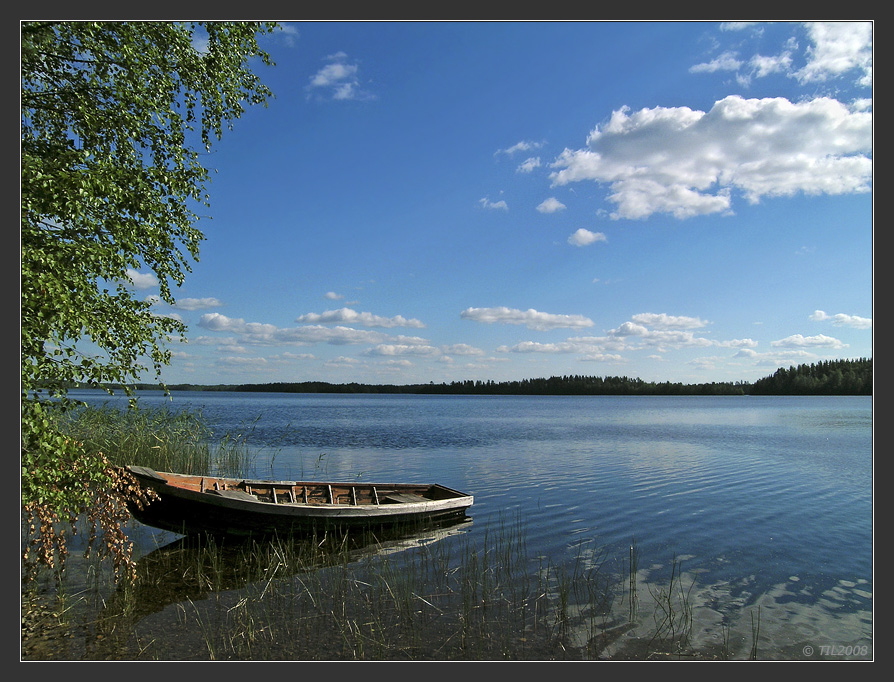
[366, 344, 440, 357]
[537, 197, 566, 213]
[797, 21, 873, 86]
[461, 306, 594, 331]
[771, 333, 848, 349]
[499, 340, 576, 354]
[441, 343, 485, 356]
[497, 336, 626, 360]
[689, 50, 744, 74]
[325, 356, 361, 367]
[691, 47, 793, 86]
[568, 228, 607, 247]
[497, 140, 545, 156]
[603, 313, 716, 352]
[175, 297, 222, 310]
[704, 21, 871, 87]
[296, 307, 425, 328]
[716, 338, 759, 349]
[495, 311, 771, 368]
[550, 95, 871, 220]
[809, 309, 872, 329]
[629, 313, 709, 330]
[517, 157, 542, 173]
[125, 269, 158, 290]
[198, 312, 388, 346]
[220, 356, 268, 368]
[306, 52, 374, 101]
[479, 196, 509, 210]
[276, 23, 300, 47]
[749, 52, 794, 79]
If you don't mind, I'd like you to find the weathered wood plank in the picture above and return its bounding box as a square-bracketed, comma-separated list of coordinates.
[211, 489, 259, 502]
[383, 492, 427, 504]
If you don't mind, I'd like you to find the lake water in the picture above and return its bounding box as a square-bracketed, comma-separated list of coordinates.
[69, 390, 873, 659]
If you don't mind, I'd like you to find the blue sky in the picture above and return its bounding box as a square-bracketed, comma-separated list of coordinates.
[133, 21, 872, 386]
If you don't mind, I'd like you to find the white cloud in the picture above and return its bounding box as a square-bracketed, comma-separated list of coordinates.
[441, 343, 485, 356]
[296, 307, 426, 328]
[366, 344, 440, 357]
[796, 22, 873, 86]
[276, 23, 300, 47]
[479, 197, 508, 210]
[220, 356, 268, 368]
[720, 22, 759, 32]
[689, 51, 743, 74]
[497, 140, 544, 156]
[749, 52, 793, 78]
[279, 351, 315, 360]
[809, 310, 872, 329]
[498, 335, 625, 357]
[325, 356, 361, 367]
[461, 306, 594, 331]
[198, 312, 388, 346]
[306, 52, 374, 101]
[550, 95, 871, 220]
[629, 313, 709, 330]
[517, 157, 542, 173]
[579, 353, 625, 363]
[325, 291, 344, 300]
[609, 321, 649, 337]
[310, 55, 356, 87]
[716, 338, 759, 348]
[493, 311, 766, 367]
[499, 340, 574, 354]
[126, 269, 158, 290]
[638, 330, 715, 350]
[770, 333, 849, 349]
[536, 197, 566, 213]
[175, 297, 222, 310]
[606, 313, 715, 351]
[700, 22, 871, 87]
[568, 228, 607, 247]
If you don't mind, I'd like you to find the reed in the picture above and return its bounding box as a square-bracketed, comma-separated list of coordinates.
[628, 538, 639, 622]
[645, 553, 695, 656]
[750, 605, 762, 660]
[54, 403, 255, 476]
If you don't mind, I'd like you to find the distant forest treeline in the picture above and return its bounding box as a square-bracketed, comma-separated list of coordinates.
[145, 358, 871, 397]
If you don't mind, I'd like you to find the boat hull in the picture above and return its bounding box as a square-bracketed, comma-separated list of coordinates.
[124, 466, 473, 538]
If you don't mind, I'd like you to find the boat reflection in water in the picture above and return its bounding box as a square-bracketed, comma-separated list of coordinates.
[91, 517, 473, 658]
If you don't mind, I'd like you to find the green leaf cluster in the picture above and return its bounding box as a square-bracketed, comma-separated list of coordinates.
[21, 21, 276, 573]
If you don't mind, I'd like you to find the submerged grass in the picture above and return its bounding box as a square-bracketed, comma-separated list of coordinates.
[22, 519, 621, 661]
[23, 517, 752, 661]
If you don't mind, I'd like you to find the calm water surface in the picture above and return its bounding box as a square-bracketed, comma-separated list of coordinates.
[71, 390, 873, 658]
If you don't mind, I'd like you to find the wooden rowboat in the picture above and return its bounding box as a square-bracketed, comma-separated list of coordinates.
[124, 465, 474, 538]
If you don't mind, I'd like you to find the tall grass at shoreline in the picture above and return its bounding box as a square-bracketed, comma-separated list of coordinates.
[54, 402, 254, 477]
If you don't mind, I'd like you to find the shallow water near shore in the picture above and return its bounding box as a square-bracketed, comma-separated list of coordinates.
[37, 390, 872, 660]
